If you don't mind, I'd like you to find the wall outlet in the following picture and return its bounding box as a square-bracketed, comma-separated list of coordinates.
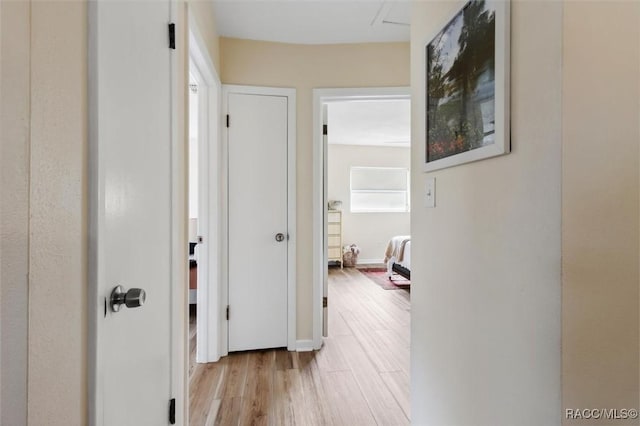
[425, 177, 436, 208]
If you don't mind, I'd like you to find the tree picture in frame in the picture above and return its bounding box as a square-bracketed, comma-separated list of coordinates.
[425, 0, 510, 172]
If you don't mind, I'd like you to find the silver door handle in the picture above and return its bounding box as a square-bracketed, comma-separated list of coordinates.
[275, 233, 285, 242]
[110, 285, 146, 312]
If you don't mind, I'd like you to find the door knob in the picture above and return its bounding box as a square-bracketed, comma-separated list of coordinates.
[110, 285, 146, 312]
[275, 233, 285, 242]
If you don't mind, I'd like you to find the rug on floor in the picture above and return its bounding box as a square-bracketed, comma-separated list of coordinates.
[359, 267, 410, 291]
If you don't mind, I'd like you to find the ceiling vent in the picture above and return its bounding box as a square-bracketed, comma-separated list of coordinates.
[371, 1, 410, 27]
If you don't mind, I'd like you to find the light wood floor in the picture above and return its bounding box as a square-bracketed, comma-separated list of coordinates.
[189, 267, 410, 425]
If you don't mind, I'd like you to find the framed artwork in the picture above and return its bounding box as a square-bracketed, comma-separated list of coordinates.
[424, 0, 510, 172]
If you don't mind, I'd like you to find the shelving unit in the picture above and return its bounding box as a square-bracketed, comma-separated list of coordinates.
[327, 210, 343, 268]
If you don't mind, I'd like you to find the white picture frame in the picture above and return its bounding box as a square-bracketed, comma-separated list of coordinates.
[424, 0, 510, 172]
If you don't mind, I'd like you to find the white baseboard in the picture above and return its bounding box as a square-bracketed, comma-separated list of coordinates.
[296, 340, 315, 352]
[357, 258, 384, 265]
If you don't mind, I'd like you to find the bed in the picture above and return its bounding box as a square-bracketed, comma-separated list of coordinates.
[384, 235, 411, 281]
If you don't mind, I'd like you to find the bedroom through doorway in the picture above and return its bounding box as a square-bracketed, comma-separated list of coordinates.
[317, 89, 412, 422]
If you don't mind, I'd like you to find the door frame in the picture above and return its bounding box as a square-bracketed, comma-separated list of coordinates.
[222, 85, 297, 351]
[311, 87, 411, 349]
[188, 11, 223, 363]
[87, 1, 185, 424]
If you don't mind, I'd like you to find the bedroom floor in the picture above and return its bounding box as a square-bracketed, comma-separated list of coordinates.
[188, 267, 410, 425]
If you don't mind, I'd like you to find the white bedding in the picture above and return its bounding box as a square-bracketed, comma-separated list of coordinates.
[397, 240, 411, 270]
[385, 237, 411, 277]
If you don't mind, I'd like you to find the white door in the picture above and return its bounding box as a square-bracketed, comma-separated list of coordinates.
[227, 90, 290, 352]
[89, 1, 177, 425]
[322, 105, 329, 337]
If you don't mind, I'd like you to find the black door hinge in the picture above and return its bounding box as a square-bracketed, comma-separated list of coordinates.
[169, 398, 176, 424]
[226, 305, 230, 320]
[323, 297, 328, 308]
[323, 124, 328, 135]
[226, 114, 230, 128]
[168, 23, 175, 50]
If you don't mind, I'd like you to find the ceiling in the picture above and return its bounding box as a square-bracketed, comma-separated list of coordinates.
[212, 1, 411, 45]
[327, 99, 411, 147]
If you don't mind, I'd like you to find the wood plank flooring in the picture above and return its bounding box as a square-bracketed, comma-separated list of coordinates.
[189, 267, 410, 425]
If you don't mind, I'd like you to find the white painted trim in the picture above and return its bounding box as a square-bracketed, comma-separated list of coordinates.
[322, 107, 328, 338]
[188, 13, 219, 86]
[296, 340, 315, 352]
[312, 87, 411, 350]
[221, 84, 297, 352]
[188, 11, 223, 365]
[287, 92, 298, 352]
[169, 2, 186, 424]
[86, 2, 100, 422]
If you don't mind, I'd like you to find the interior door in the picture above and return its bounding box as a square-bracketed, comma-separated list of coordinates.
[322, 104, 329, 337]
[227, 91, 289, 352]
[89, 1, 175, 425]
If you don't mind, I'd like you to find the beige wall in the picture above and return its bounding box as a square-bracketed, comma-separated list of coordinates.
[1, 1, 30, 424]
[562, 2, 640, 424]
[327, 144, 410, 262]
[220, 38, 410, 339]
[410, 2, 562, 424]
[1, 1, 88, 425]
[0, 1, 217, 424]
[28, 3, 87, 424]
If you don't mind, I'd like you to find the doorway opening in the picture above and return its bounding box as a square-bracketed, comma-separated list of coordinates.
[187, 71, 200, 364]
[326, 98, 412, 291]
[187, 17, 224, 425]
[312, 87, 411, 342]
[187, 12, 224, 361]
[313, 87, 412, 421]
[325, 98, 412, 266]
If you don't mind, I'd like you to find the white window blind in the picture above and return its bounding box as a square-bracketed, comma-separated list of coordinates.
[350, 167, 410, 213]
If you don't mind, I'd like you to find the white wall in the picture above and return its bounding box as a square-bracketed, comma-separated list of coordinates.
[327, 144, 410, 263]
[410, 2, 562, 425]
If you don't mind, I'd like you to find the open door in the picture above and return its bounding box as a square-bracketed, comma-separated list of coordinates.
[322, 104, 329, 337]
[88, 1, 182, 425]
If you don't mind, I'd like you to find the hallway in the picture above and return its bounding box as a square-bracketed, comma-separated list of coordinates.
[189, 267, 410, 425]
